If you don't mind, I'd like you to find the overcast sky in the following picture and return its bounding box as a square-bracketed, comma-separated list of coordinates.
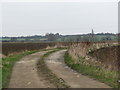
[1, 0, 118, 37]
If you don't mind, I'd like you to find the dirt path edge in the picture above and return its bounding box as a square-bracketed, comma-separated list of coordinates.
[37, 49, 70, 88]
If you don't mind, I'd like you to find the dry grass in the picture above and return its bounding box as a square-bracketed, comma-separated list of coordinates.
[66, 42, 119, 88]
[68, 42, 119, 70]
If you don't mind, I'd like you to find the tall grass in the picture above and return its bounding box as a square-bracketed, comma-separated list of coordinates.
[68, 42, 119, 71]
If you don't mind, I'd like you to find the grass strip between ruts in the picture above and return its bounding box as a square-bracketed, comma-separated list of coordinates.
[37, 48, 70, 88]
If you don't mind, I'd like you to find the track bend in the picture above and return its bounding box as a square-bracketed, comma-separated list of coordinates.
[45, 50, 111, 88]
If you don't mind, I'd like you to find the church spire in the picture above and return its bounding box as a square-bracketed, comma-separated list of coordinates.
[92, 29, 94, 35]
[91, 29, 94, 42]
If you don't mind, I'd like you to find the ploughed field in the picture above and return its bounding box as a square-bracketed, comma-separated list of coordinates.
[88, 45, 120, 71]
[1, 42, 71, 56]
[1, 42, 55, 56]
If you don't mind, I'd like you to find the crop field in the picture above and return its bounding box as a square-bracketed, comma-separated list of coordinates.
[1, 42, 56, 56]
[1, 42, 71, 56]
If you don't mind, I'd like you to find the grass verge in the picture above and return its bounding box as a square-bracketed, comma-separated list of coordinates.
[37, 48, 69, 88]
[64, 51, 118, 88]
[2, 50, 42, 88]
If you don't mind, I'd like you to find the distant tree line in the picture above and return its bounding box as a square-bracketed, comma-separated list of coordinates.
[1, 32, 119, 42]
